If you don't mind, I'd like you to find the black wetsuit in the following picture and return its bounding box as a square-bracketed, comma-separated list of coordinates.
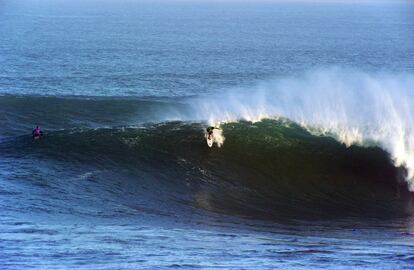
[206, 127, 215, 140]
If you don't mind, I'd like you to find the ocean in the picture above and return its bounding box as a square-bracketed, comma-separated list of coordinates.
[1, 0, 414, 269]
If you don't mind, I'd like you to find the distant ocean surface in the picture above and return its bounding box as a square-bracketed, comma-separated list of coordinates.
[1, 1, 414, 269]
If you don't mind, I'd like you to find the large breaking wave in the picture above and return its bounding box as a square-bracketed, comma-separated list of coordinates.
[189, 68, 414, 190]
[2, 68, 414, 220]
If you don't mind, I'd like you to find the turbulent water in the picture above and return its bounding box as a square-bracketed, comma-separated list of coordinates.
[1, 0, 414, 269]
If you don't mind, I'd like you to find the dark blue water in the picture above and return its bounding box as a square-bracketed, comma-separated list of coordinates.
[1, 1, 414, 269]
[1, 0, 413, 97]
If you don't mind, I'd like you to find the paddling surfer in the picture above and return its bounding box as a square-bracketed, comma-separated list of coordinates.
[32, 126, 43, 139]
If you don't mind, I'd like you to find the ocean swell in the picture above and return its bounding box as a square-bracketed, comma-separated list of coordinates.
[1, 120, 412, 220]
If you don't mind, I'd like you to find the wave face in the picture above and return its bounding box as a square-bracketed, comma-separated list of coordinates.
[2, 120, 413, 220]
[189, 68, 414, 190]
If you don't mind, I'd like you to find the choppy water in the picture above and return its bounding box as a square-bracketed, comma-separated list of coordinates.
[1, 0, 414, 269]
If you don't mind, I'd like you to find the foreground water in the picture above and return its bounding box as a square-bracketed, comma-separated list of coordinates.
[1, 0, 414, 269]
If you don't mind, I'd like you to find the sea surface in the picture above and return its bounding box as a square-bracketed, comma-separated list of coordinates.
[1, 0, 414, 269]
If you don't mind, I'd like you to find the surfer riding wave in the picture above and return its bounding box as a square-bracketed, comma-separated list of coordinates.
[206, 126, 215, 140]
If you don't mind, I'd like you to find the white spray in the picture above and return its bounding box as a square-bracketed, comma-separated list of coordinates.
[207, 127, 225, 148]
[189, 68, 414, 190]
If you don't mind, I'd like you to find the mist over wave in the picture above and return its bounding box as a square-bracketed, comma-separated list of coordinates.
[190, 68, 414, 190]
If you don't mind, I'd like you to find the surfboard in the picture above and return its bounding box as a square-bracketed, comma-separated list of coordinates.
[206, 134, 213, 147]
